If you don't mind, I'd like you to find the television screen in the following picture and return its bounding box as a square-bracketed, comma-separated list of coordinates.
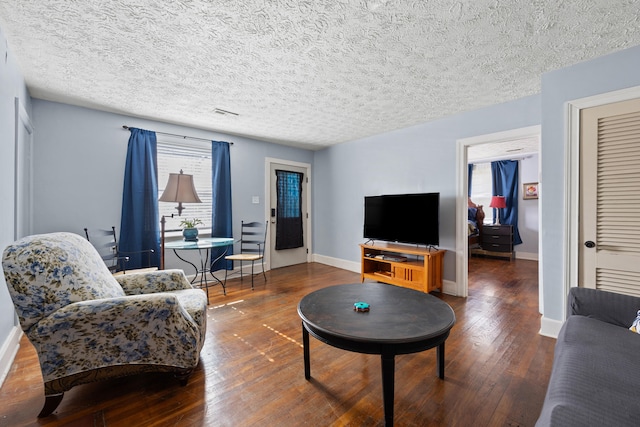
[364, 193, 439, 246]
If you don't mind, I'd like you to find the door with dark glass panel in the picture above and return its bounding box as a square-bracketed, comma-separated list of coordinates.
[269, 163, 308, 269]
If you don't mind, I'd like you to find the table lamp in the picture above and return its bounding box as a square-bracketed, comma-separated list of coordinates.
[159, 170, 202, 269]
[489, 196, 507, 225]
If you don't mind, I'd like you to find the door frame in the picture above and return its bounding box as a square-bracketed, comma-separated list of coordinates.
[264, 157, 312, 270]
[456, 125, 541, 298]
[564, 85, 640, 316]
[14, 97, 34, 240]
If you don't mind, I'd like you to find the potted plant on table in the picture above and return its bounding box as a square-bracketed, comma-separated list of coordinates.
[179, 218, 204, 241]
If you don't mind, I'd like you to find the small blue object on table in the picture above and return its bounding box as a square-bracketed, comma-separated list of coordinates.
[354, 301, 370, 312]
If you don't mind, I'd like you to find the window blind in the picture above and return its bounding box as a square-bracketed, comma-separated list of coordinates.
[157, 139, 212, 231]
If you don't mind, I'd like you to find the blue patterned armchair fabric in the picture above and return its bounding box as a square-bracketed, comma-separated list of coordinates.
[2, 232, 207, 417]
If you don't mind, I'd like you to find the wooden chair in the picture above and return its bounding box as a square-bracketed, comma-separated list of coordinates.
[84, 226, 155, 274]
[224, 221, 267, 290]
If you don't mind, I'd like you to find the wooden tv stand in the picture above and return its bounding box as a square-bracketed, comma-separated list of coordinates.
[360, 242, 445, 293]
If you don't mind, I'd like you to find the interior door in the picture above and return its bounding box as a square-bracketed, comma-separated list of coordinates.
[269, 162, 308, 269]
[579, 97, 640, 296]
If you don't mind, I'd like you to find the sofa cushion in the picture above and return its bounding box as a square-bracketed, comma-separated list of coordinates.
[537, 315, 640, 426]
[568, 287, 640, 328]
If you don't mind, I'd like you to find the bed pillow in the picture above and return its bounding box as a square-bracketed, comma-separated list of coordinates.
[468, 207, 478, 221]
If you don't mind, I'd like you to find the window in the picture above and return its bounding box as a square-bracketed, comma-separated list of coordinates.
[275, 170, 304, 250]
[157, 137, 211, 232]
[470, 163, 494, 224]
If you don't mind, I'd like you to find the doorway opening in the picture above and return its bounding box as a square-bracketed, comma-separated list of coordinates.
[456, 126, 541, 302]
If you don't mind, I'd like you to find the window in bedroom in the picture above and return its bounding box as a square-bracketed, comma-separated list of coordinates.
[157, 137, 212, 232]
[470, 162, 495, 224]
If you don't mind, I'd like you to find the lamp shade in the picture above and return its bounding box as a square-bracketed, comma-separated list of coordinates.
[489, 196, 507, 209]
[159, 171, 202, 203]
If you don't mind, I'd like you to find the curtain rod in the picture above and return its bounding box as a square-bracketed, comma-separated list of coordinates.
[122, 125, 233, 145]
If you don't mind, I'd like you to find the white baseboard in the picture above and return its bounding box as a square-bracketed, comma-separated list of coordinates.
[312, 253, 360, 273]
[539, 316, 563, 339]
[0, 326, 22, 388]
[515, 251, 539, 261]
[441, 279, 457, 296]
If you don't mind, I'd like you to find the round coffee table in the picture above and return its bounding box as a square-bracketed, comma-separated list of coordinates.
[298, 283, 455, 427]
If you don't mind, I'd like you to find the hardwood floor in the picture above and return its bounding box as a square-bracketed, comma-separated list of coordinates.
[0, 257, 555, 426]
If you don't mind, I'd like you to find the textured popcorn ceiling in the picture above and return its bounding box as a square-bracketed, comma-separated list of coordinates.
[1, 1, 639, 150]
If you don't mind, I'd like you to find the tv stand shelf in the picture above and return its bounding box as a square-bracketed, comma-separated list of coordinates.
[360, 243, 445, 293]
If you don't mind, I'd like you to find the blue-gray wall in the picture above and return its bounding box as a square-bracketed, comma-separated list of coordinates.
[540, 44, 640, 323]
[518, 153, 539, 258]
[31, 99, 314, 269]
[0, 25, 32, 379]
[313, 94, 541, 280]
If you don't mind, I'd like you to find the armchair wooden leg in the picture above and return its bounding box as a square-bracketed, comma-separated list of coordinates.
[175, 369, 193, 386]
[38, 393, 64, 418]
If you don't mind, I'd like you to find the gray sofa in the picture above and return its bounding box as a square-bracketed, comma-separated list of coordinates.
[536, 287, 640, 426]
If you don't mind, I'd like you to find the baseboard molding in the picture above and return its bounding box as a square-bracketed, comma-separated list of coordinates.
[515, 251, 539, 261]
[312, 253, 360, 273]
[441, 279, 457, 296]
[539, 316, 563, 339]
[0, 326, 22, 388]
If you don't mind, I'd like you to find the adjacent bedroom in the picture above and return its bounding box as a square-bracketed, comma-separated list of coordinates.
[466, 137, 540, 263]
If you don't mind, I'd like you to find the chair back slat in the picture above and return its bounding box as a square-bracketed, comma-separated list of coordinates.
[239, 221, 267, 256]
[84, 226, 152, 272]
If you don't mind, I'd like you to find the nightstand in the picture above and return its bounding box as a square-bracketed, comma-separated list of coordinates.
[472, 224, 514, 260]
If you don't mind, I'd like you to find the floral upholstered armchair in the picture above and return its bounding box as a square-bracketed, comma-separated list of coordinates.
[2, 232, 207, 418]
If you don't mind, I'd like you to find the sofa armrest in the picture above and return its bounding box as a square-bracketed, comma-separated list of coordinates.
[30, 293, 204, 383]
[568, 287, 640, 327]
[115, 269, 194, 295]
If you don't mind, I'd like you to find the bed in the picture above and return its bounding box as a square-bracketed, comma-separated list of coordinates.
[468, 198, 485, 249]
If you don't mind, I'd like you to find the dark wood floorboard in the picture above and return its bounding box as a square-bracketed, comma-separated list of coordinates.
[0, 257, 555, 426]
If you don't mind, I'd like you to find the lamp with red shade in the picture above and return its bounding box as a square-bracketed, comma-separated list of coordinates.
[489, 195, 507, 225]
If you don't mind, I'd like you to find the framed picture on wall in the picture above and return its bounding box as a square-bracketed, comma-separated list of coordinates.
[523, 182, 539, 200]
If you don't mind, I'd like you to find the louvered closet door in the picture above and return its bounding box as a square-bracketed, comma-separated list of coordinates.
[580, 98, 640, 296]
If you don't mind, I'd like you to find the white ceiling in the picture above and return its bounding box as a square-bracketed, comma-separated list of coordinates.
[468, 136, 539, 163]
[1, 1, 639, 150]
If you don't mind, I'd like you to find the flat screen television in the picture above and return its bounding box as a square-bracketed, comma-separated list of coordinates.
[364, 192, 439, 246]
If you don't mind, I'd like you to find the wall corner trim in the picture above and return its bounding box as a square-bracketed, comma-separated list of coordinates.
[0, 325, 22, 388]
[539, 316, 563, 339]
